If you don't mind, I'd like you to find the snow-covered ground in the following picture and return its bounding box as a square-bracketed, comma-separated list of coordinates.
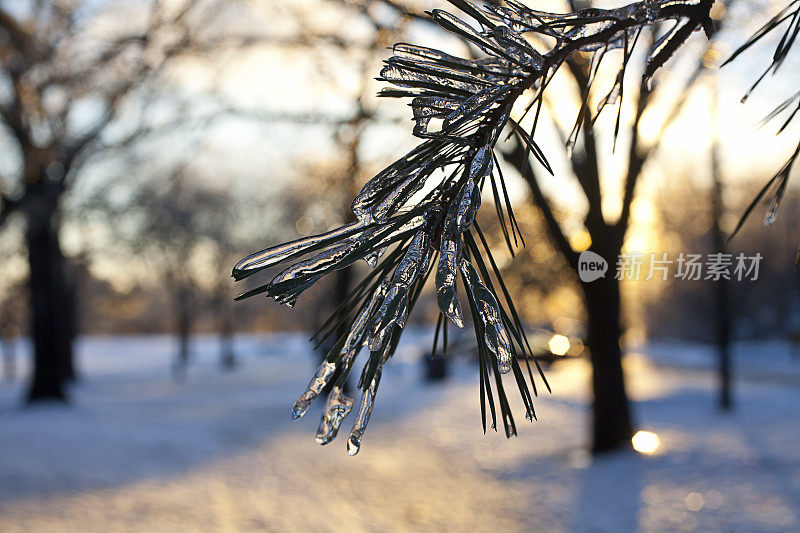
[1, 333, 799, 532]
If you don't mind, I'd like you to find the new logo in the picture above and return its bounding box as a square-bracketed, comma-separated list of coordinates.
[578, 251, 608, 282]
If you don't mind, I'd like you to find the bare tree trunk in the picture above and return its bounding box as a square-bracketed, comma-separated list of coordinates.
[219, 299, 235, 370]
[503, 141, 634, 453]
[63, 265, 79, 381]
[713, 246, 732, 410]
[25, 194, 72, 402]
[173, 294, 191, 380]
[580, 220, 634, 452]
[581, 270, 634, 452]
[2, 338, 15, 381]
[711, 94, 732, 410]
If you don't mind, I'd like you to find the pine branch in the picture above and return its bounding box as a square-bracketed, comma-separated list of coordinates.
[234, 0, 715, 453]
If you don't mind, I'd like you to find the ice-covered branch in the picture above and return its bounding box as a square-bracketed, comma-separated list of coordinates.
[234, 0, 715, 453]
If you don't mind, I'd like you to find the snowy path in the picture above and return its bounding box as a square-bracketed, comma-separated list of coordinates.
[1, 335, 799, 532]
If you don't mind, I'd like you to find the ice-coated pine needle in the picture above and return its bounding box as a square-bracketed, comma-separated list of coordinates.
[316, 386, 355, 445]
[292, 361, 337, 420]
[460, 259, 514, 374]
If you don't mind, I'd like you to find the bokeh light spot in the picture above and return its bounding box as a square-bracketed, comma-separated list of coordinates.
[296, 216, 315, 235]
[632, 430, 660, 454]
[549, 334, 571, 356]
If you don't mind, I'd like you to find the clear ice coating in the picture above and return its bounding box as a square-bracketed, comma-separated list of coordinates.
[434, 169, 484, 327]
[431, 8, 523, 63]
[491, 25, 544, 69]
[765, 196, 782, 226]
[644, 0, 660, 20]
[347, 365, 384, 456]
[267, 236, 368, 307]
[368, 230, 431, 352]
[436, 239, 464, 328]
[566, 138, 576, 159]
[232, 221, 367, 277]
[442, 86, 512, 133]
[315, 386, 355, 445]
[291, 361, 337, 420]
[456, 177, 481, 232]
[347, 279, 390, 353]
[597, 80, 622, 113]
[363, 246, 386, 268]
[311, 280, 391, 447]
[350, 143, 435, 224]
[764, 175, 789, 226]
[380, 63, 484, 94]
[393, 42, 510, 79]
[460, 259, 514, 373]
[371, 168, 429, 221]
[470, 145, 492, 179]
[265, 212, 428, 308]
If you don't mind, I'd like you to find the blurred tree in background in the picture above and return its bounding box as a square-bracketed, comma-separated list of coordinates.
[0, 0, 248, 401]
[95, 167, 253, 377]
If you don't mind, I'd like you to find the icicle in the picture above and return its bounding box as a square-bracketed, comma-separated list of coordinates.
[291, 361, 337, 420]
[395, 294, 410, 329]
[566, 139, 576, 159]
[436, 239, 464, 327]
[597, 81, 622, 113]
[469, 145, 493, 180]
[315, 386, 355, 445]
[455, 176, 481, 232]
[460, 259, 514, 373]
[368, 230, 431, 352]
[309, 280, 392, 439]
[765, 198, 781, 225]
[346, 280, 390, 354]
[347, 365, 384, 456]
[434, 173, 482, 328]
[765, 180, 787, 226]
[270, 275, 322, 309]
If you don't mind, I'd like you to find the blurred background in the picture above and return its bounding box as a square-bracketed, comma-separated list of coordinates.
[1, 0, 799, 531]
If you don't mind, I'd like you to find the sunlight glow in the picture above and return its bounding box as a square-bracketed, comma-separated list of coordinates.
[631, 198, 655, 224]
[632, 430, 661, 454]
[548, 334, 571, 356]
